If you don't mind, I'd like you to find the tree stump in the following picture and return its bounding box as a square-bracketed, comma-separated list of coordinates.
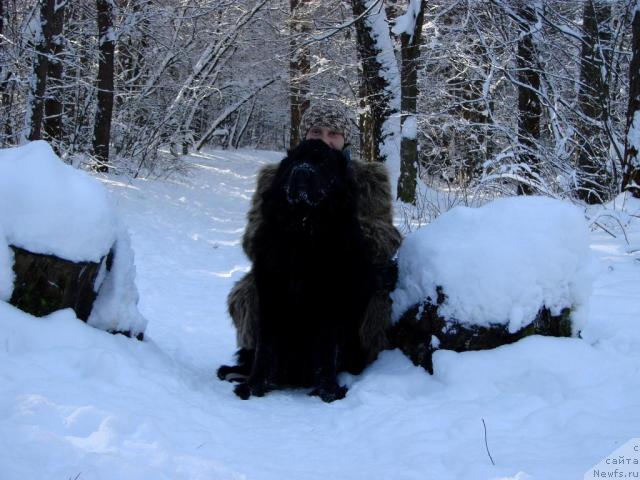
[389, 287, 572, 375]
[9, 245, 110, 321]
[9, 245, 145, 340]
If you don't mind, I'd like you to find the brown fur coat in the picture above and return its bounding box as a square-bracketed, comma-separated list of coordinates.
[227, 159, 402, 362]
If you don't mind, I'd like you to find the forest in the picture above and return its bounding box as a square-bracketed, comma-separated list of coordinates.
[1, 0, 639, 207]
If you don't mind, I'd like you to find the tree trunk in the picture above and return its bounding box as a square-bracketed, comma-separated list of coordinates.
[289, 0, 311, 148]
[0, 0, 10, 144]
[396, 0, 425, 205]
[576, 0, 612, 204]
[0, 0, 4, 96]
[622, 2, 640, 198]
[234, 97, 256, 149]
[351, 0, 397, 164]
[92, 0, 116, 173]
[43, 0, 67, 148]
[515, 3, 542, 196]
[27, 0, 56, 141]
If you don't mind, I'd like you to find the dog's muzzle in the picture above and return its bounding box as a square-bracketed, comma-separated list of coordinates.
[286, 163, 320, 206]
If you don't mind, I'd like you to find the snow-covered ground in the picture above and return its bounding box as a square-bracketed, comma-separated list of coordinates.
[1, 147, 639, 480]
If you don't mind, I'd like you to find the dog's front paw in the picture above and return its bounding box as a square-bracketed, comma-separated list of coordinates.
[234, 379, 269, 400]
[309, 383, 347, 403]
[217, 365, 249, 383]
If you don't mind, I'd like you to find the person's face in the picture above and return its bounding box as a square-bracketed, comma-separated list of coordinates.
[305, 126, 345, 151]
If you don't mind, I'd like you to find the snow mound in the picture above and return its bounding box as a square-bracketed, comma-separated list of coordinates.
[0, 141, 117, 263]
[391, 196, 596, 333]
[88, 224, 147, 337]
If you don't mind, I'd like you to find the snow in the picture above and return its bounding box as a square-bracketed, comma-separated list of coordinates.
[391, 0, 422, 40]
[401, 114, 417, 140]
[1, 147, 640, 479]
[22, 9, 42, 44]
[0, 227, 14, 301]
[0, 141, 117, 263]
[88, 224, 147, 337]
[391, 196, 596, 333]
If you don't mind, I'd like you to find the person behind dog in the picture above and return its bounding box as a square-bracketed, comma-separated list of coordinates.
[218, 100, 402, 382]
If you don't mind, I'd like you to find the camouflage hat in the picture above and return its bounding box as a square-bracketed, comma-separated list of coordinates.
[300, 102, 351, 146]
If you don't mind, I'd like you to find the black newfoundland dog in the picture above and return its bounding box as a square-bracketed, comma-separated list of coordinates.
[230, 139, 375, 402]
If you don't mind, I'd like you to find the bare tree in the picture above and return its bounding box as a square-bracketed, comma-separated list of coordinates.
[0, 0, 5, 101]
[27, 0, 56, 141]
[515, 1, 543, 195]
[289, 0, 311, 147]
[395, 0, 426, 204]
[92, 0, 116, 172]
[43, 0, 67, 148]
[575, 0, 613, 203]
[351, 0, 399, 164]
[194, 78, 276, 151]
[623, 1, 640, 197]
[0, 0, 11, 145]
[158, 0, 269, 156]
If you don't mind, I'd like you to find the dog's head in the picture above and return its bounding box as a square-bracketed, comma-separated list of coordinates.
[274, 139, 350, 209]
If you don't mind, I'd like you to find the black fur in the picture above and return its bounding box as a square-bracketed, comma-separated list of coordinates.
[224, 139, 375, 402]
[217, 348, 254, 382]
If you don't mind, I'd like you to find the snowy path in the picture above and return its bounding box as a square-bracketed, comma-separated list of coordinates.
[1, 148, 639, 480]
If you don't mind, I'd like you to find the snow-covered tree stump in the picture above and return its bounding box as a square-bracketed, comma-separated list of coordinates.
[9, 245, 111, 322]
[390, 196, 595, 375]
[1, 141, 147, 340]
[390, 288, 572, 374]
